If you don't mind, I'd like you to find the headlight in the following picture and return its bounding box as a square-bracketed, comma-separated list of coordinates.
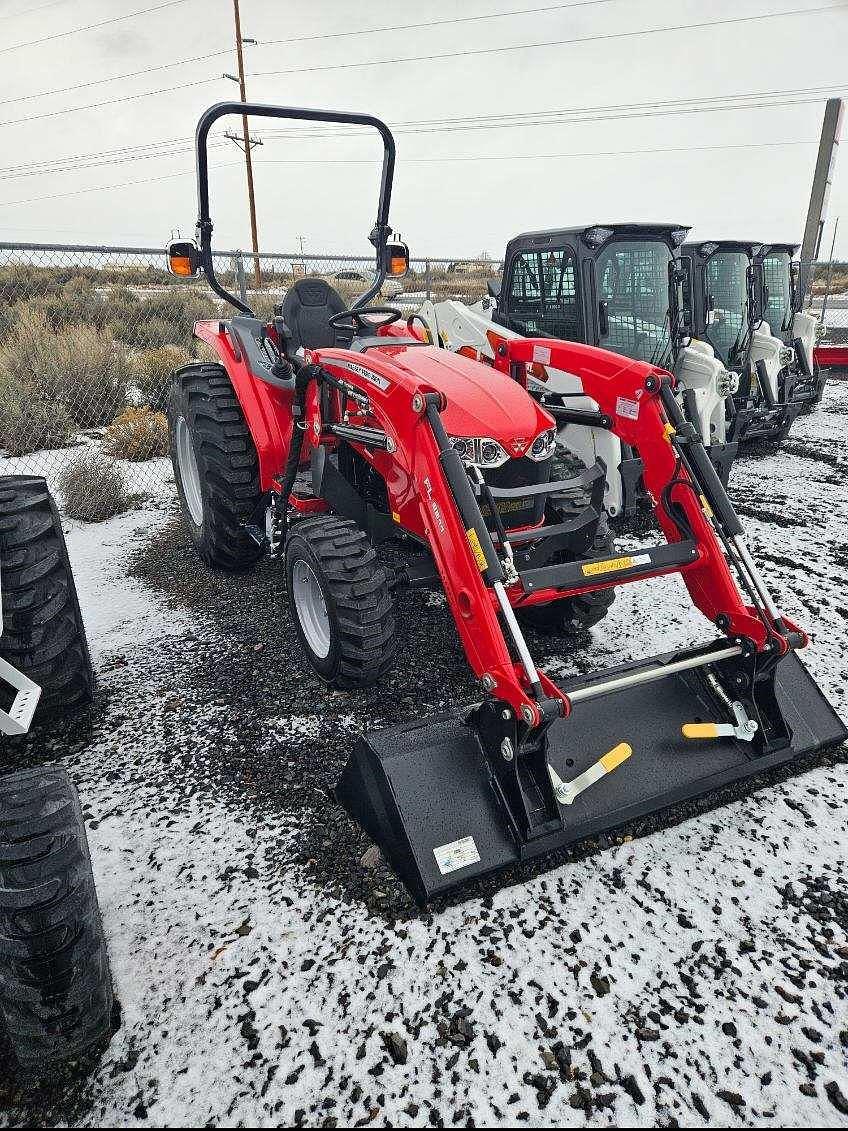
[477, 438, 510, 468]
[779, 346, 794, 366]
[527, 427, 557, 462]
[448, 436, 510, 468]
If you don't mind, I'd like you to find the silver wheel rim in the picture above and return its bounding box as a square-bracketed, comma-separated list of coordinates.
[292, 560, 332, 659]
[175, 416, 203, 526]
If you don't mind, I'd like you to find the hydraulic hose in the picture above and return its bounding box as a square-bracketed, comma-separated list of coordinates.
[277, 362, 323, 538]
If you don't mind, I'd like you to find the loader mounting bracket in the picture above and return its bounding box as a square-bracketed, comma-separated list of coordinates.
[472, 698, 563, 848]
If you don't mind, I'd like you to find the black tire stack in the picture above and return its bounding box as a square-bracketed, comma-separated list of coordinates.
[0, 476, 112, 1074]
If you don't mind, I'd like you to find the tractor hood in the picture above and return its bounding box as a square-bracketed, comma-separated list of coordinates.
[378, 344, 554, 447]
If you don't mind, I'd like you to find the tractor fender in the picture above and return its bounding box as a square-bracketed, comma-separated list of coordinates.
[193, 319, 295, 490]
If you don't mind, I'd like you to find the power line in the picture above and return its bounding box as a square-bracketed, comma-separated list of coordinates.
[0, 0, 194, 55]
[5, 1, 615, 106]
[249, 4, 848, 82]
[0, 139, 816, 208]
[0, 0, 75, 19]
[1, 83, 844, 182]
[2, 3, 844, 129]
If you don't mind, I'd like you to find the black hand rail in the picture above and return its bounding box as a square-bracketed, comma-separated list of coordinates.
[194, 101, 397, 315]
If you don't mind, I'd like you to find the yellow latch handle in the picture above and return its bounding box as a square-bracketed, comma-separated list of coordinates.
[682, 722, 719, 739]
[599, 742, 633, 772]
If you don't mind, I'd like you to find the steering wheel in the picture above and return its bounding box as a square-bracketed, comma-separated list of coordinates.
[328, 306, 403, 334]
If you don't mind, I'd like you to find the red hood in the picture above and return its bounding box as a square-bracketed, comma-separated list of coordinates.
[371, 345, 554, 451]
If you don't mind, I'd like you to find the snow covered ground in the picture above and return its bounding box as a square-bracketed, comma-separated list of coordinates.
[2, 386, 848, 1127]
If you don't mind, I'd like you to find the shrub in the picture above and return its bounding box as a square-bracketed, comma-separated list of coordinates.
[0, 305, 130, 429]
[58, 452, 129, 522]
[0, 371, 74, 455]
[102, 407, 169, 461]
[132, 344, 191, 409]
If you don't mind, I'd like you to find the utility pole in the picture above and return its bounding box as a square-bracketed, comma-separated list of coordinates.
[800, 97, 843, 305]
[232, 0, 261, 289]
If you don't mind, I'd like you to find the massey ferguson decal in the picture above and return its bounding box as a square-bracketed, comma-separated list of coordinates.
[332, 359, 392, 392]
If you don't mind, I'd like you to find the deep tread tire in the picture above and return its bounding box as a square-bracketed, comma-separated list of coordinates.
[0, 767, 113, 1071]
[285, 517, 396, 689]
[0, 477, 93, 718]
[167, 363, 263, 571]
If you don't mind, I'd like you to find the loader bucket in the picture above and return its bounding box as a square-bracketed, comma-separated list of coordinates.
[335, 648, 846, 904]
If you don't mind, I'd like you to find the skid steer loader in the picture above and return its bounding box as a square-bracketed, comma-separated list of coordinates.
[753, 243, 826, 415]
[681, 239, 797, 444]
[167, 100, 846, 905]
[419, 224, 739, 520]
[0, 477, 113, 1072]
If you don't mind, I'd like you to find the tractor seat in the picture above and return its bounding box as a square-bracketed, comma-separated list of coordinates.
[280, 278, 348, 352]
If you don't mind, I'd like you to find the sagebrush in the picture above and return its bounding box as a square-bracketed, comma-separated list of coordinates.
[102, 407, 169, 461]
[59, 451, 130, 522]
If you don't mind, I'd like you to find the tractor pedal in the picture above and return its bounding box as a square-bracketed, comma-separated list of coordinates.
[547, 741, 632, 806]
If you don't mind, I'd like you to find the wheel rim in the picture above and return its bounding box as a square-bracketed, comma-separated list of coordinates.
[292, 559, 332, 659]
[175, 416, 203, 525]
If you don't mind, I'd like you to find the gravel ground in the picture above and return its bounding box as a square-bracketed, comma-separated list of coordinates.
[1, 385, 848, 1127]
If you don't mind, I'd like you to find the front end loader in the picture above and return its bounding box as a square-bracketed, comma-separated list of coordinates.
[419, 224, 739, 520]
[167, 101, 846, 905]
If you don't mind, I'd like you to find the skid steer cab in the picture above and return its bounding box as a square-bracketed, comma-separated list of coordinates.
[681, 239, 798, 445]
[417, 223, 739, 521]
[165, 101, 845, 905]
[753, 243, 826, 416]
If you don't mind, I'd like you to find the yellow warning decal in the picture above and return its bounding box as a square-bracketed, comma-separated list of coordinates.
[466, 528, 488, 572]
[391, 510, 401, 524]
[582, 553, 649, 577]
[600, 742, 632, 772]
[699, 494, 713, 518]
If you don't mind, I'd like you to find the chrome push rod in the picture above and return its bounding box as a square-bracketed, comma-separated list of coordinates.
[567, 644, 743, 705]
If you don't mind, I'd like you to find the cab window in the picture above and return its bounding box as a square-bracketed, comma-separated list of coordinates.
[506, 247, 579, 340]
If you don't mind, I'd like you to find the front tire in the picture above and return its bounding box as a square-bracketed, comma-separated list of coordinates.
[0, 476, 93, 718]
[167, 363, 263, 571]
[0, 767, 113, 1072]
[285, 517, 396, 689]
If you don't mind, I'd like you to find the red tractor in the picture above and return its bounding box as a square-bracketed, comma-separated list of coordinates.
[167, 102, 845, 904]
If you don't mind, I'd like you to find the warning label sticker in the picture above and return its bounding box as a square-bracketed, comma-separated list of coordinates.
[582, 552, 651, 577]
[533, 345, 552, 365]
[466, 528, 488, 573]
[616, 396, 640, 420]
[433, 836, 481, 876]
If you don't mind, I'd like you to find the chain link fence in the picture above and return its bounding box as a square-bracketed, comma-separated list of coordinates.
[811, 261, 848, 344]
[1, 240, 842, 521]
[0, 241, 497, 518]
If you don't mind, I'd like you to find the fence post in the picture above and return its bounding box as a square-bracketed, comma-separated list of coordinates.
[233, 252, 248, 304]
[425, 259, 431, 300]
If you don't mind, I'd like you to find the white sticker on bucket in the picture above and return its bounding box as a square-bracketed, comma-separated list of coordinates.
[616, 395, 640, 420]
[533, 345, 552, 365]
[433, 835, 481, 875]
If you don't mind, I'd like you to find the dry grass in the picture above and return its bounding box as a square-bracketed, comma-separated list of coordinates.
[58, 451, 130, 522]
[102, 407, 169, 462]
[0, 304, 130, 430]
[133, 345, 191, 409]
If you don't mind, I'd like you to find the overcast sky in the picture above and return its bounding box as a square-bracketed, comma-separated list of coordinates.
[1, 0, 846, 259]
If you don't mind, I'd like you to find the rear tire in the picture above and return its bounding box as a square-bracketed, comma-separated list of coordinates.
[0, 767, 113, 1072]
[167, 363, 263, 571]
[0, 476, 93, 718]
[285, 517, 396, 689]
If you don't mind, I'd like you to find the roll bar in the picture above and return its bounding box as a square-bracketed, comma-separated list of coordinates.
[194, 101, 397, 315]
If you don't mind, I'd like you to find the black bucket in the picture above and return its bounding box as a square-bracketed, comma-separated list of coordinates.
[335, 650, 846, 904]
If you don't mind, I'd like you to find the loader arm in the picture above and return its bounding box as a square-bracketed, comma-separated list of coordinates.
[490, 335, 783, 651]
